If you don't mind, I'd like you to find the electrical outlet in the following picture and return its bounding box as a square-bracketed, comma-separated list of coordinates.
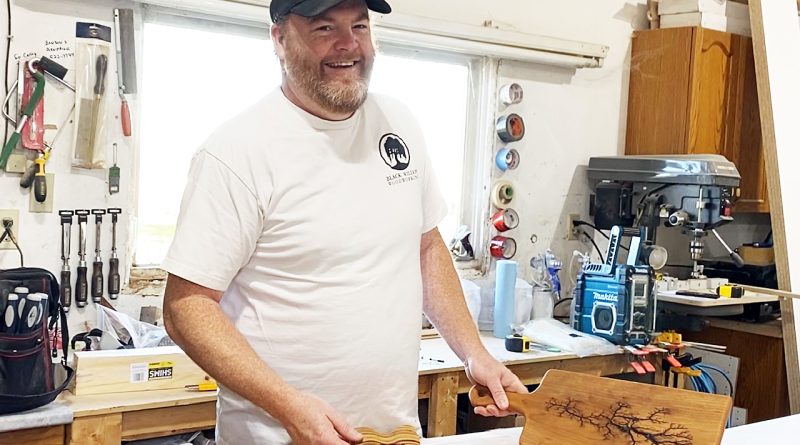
[566, 213, 580, 240]
[0, 209, 20, 250]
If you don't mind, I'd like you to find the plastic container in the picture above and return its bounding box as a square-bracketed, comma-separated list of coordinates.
[493, 260, 518, 338]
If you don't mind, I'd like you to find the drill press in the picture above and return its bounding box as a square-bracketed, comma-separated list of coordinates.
[587, 154, 743, 279]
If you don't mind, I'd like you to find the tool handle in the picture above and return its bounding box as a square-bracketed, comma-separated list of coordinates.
[91, 261, 103, 302]
[0, 133, 21, 169]
[109, 258, 120, 298]
[34, 175, 47, 203]
[76, 266, 88, 307]
[730, 251, 745, 268]
[120, 98, 131, 136]
[60, 270, 72, 312]
[19, 163, 36, 188]
[468, 385, 527, 415]
[24, 72, 46, 116]
[33, 160, 46, 203]
[95, 55, 108, 96]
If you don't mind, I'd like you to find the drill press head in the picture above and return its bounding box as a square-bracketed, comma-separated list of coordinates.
[587, 154, 741, 271]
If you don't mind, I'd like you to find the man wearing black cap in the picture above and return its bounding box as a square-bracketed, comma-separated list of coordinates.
[162, 0, 526, 443]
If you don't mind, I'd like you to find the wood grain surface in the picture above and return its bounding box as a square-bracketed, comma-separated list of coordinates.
[470, 369, 731, 445]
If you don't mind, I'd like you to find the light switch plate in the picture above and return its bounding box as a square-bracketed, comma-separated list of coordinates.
[29, 173, 55, 213]
[4, 153, 27, 173]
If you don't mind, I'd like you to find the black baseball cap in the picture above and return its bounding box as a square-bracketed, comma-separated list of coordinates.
[270, 0, 391, 23]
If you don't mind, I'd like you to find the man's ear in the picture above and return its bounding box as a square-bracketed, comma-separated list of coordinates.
[271, 24, 286, 61]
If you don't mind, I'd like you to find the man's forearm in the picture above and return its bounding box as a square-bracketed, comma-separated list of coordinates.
[420, 229, 491, 363]
[164, 291, 299, 423]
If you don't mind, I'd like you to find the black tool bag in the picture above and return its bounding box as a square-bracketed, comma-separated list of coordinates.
[0, 267, 73, 414]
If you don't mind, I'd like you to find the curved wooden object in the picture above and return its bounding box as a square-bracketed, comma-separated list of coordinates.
[356, 425, 420, 445]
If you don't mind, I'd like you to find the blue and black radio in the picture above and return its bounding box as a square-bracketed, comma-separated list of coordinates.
[573, 226, 657, 346]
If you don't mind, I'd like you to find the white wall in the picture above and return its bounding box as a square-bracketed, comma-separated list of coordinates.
[0, 0, 651, 336]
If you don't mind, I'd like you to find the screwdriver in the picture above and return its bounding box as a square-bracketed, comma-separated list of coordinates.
[108, 208, 122, 299]
[75, 209, 90, 307]
[91, 209, 106, 303]
[58, 210, 74, 312]
[33, 156, 47, 202]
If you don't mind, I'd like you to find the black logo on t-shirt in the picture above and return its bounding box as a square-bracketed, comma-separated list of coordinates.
[379, 133, 410, 171]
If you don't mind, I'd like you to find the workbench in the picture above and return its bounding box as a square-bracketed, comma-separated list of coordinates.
[47, 333, 637, 443]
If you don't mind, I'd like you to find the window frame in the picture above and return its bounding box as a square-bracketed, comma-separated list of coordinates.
[128, 9, 497, 290]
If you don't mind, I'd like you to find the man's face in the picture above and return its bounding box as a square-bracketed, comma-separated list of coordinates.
[274, 0, 375, 115]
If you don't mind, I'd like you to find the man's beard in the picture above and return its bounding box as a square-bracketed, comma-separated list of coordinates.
[283, 37, 373, 116]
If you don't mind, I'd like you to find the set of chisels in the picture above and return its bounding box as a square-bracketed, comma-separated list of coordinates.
[59, 208, 121, 311]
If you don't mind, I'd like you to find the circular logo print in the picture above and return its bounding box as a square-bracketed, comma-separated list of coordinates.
[379, 133, 410, 171]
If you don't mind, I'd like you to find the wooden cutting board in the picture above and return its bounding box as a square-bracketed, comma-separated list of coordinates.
[470, 369, 732, 445]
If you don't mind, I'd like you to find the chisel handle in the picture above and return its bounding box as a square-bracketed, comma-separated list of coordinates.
[76, 266, 88, 307]
[121, 98, 131, 136]
[108, 257, 120, 299]
[19, 163, 36, 188]
[60, 270, 72, 312]
[91, 261, 103, 302]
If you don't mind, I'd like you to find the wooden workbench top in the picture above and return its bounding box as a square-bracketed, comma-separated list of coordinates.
[59, 387, 216, 418]
[418, 333, 591, 375]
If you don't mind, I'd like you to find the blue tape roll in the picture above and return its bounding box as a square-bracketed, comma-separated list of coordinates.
[493, 260, 518, 338]
[495, 148, 511, 171]
[495, 148, 520, 171]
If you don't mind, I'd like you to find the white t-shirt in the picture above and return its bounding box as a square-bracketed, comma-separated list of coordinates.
[162, 89, 447, 444]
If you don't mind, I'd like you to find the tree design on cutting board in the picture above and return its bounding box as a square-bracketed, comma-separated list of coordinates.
[545, 398, 693, 445]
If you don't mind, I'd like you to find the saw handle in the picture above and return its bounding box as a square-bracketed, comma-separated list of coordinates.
[468, 385, 527, 415]
[120, 97, 131, 136]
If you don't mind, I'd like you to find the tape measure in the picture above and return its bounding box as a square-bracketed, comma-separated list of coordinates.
[490, 235, 517, 259]
[495, 147, 520, 171]
[496, 113, 525, 142]
[717, 284, 744, 298]
[505, 334, 531, 352]
[492, 208, 519, 232]
[499, 83, 524, 106]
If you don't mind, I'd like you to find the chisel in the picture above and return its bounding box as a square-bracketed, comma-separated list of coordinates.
[75, 209, 90, 307]
[91, 209, 106, 303]
[108, 208, 122, 299]
[59, 210, 74, 312]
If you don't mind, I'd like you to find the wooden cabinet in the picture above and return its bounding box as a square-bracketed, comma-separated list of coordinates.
[625, 27, 768, 213]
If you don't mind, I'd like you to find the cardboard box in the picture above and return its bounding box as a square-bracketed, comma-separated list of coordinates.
[71, 346, 211, 396]
[660, 12, 752, 36]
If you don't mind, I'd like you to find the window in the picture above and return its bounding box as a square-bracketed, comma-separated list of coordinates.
[135, 13, 475, 266]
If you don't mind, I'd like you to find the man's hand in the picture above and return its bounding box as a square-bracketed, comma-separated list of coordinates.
[464, 352, 528, 417]
[280, 391, 363, 445]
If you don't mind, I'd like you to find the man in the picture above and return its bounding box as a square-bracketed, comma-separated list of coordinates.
[162, 0, 527, 443]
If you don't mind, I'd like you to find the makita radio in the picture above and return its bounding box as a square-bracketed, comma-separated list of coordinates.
[573, 226, 657, 346]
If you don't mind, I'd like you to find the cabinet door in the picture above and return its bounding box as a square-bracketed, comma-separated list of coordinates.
[625, 28, 694, 155]
[728, 36, 769, 213]
[687, 28, 735, 154]
[688, 29, 768, 213]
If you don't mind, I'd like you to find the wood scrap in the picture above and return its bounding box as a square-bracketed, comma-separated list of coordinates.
[356, 425, 420, 445]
